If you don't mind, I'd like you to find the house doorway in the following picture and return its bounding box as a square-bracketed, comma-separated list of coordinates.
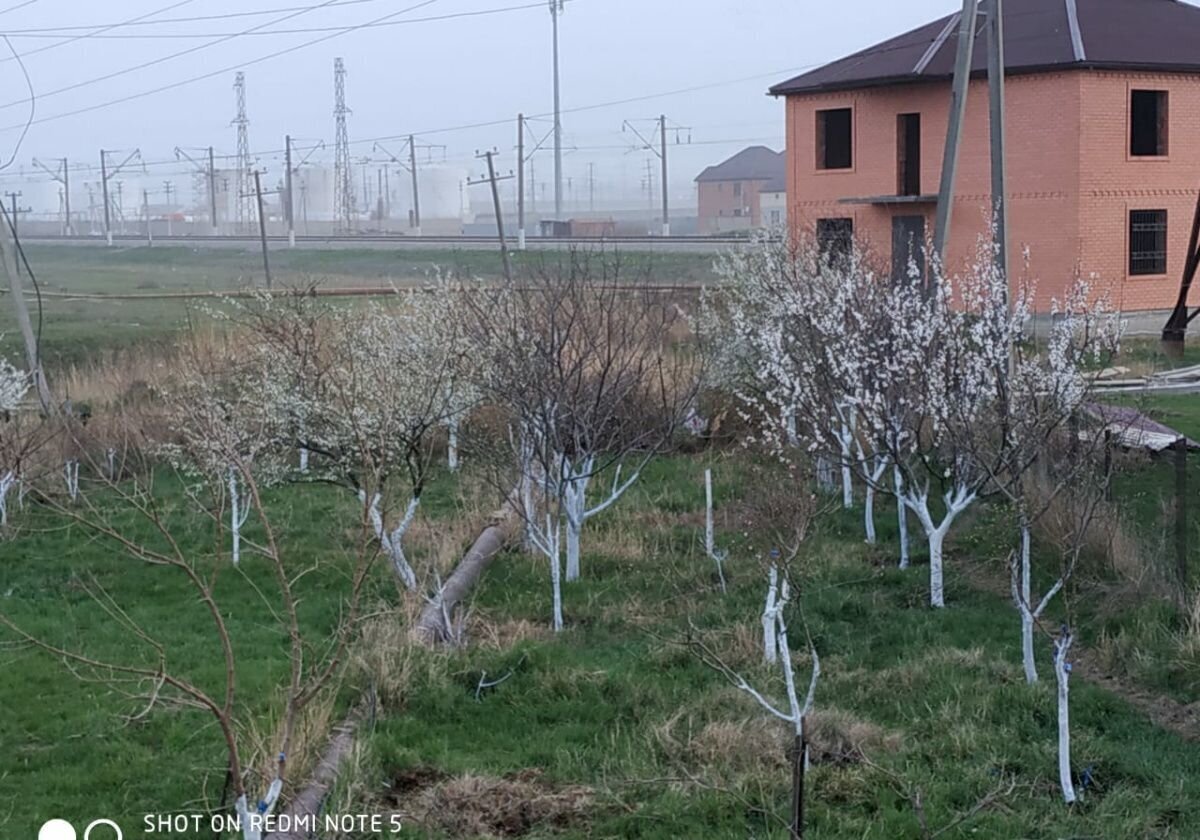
[892, 215, 926, 283]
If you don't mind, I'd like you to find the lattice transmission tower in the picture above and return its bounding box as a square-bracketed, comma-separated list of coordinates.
[333, 57, 356, 232]
[233, 71, 251, 232]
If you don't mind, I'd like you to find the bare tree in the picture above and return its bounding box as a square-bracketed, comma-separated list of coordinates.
[0, 357, 380, 840]
[467, 251, 701, 630]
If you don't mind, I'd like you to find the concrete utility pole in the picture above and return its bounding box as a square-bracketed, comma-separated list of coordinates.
[143, 188, 153, 246]
[549, 0, 564, 219]
[163, 181, 175, 236]
[624, 116, 687, 236]
[517, 114, 526, 249]
[174, 146, 219, 235]
[408, 134, 421, 236]
[209, 146, 218, 236]
[5, 192, 22, 249]
[285, 135, 296, 247]
[0, 201, 50, 411]
[99, 148, 141, 246]
[32, 157, 72, 235]
[932, 0, 980, 269]
[986, 0, 1008, 284]
[469, 149, 514, 282]
[588, 162, 595, 213]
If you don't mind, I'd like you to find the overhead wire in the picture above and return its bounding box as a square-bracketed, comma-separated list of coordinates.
[0, 0, 199, 67]
[2, 2, 554, 39]
[0, 0, 369, 111]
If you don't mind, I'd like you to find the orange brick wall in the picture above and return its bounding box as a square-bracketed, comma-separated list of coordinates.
[784, 69, 1200, 313]
[698, 179, 769, 233]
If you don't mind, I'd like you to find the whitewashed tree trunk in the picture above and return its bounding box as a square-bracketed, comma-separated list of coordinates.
[526, 511, 565, 633]
[894, 465, 909, 569]
[359, 491, 420, 591]
[106, 447, 117, 479]
[785, 410, 799, 448]
[0, 469, 14, 528]
[228, 466, 251, 567]
[762, 564, 779, 664]
[64, 459, 80, 503]
[1011, 518, 1066, 685]
[1054, 630, 1077, 804]
[862, 456, 888, 544]
[447, 415, 461, 472]
[905, 484, 976, 608]
[816, 456, 835, 493]
[298, 447, 310, 474]
[705, 468, 727, 593]
[234, 776, 283, 840]
[839, 425, 854, 509]
[561, 454, 639, 583]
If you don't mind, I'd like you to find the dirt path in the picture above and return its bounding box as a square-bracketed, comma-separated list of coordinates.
[959, 556, 1200, 742]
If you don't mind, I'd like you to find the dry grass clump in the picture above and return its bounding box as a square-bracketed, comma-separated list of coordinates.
[390, 768, 592, 838]
[350, 606, 448, 713]
[466, 614, 549, 650]
[655, 706, 901, 781]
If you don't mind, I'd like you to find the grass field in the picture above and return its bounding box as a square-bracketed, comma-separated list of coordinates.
[0, 245, 718, 368]
[4, 449, 1200, 838]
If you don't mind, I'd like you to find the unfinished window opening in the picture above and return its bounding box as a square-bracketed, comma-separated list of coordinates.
[816, 108, 853, 170]
[1130, 90, 1168, 157]
[1129, 209, 1167, 275]
[897, 113, 921, 196]
[817, 217, 854, 266]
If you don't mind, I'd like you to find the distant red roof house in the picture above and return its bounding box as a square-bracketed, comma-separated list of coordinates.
[770, 0, 1200, 313]
[695, 146, 786, 234]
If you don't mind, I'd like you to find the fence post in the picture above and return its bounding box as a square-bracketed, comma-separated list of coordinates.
[791, 717, 807, 839]
[1103, 429, 1113, 502]
[1175, 436, 1188, 595]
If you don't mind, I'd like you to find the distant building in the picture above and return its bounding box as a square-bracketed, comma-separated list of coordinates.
[770, 0, 1200, 313]
[695, 146, 786, 234]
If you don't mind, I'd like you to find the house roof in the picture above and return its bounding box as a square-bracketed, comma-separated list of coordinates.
[695, 146, 785, 183]
[769, 0, 1200, 97]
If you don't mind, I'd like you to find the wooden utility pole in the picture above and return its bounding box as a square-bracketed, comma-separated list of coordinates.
[1176, 436, 1189, 597]
[5, 192, 22, 252]
[252, 170, 272, 289]
[517, 114, 526, 250]
[0, 202, 51, 411]
[469, 150, 514, 283]
[932, 0, 980, 269]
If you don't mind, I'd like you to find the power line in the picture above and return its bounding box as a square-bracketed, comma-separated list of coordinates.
[2, 2, 555, 39]
[0, 0, 198, 67]
[0, 0, 38, 18]
[0, 0, 381, 33]
[0, 0, 447, 131]
[0, 0, 354, 112]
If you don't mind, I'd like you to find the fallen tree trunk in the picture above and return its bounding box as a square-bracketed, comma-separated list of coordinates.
[266, 715, 358, 840]
[413, 493, 520, 645]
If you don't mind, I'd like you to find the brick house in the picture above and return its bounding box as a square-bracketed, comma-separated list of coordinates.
[769, 0, 1200, 313]
[695, 146, 786, 234]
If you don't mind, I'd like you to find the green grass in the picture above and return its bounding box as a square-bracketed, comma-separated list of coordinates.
[0, 245, 717, 368]
[339, 456, 1200, 839]
[4, 450, 1200, 838]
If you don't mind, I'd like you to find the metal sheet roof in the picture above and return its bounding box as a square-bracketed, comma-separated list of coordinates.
[694, 146, 785, 183]
[770, 0, 1200, 97]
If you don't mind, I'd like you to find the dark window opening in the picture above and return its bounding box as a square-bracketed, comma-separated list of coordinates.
[892, 215, 926, 283]
[1131, 90, 1168, 156]
[816, 108, 853, 170]
[1129, 209, 1167, 275]
[817, 217, 854, 265]
[897, 113, 921, 196]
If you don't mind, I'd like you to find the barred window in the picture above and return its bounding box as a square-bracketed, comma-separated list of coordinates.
[1129, 210, 1167, 276]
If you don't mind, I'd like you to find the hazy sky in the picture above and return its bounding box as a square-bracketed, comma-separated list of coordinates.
[0, 0, 1159, 207]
